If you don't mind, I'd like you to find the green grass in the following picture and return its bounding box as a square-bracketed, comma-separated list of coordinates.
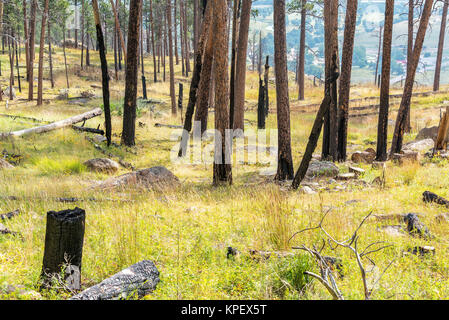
[1, 45, 449, 300]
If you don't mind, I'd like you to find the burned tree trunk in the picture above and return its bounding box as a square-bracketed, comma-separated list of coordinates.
[292, 95, 332, 189]
[69, 260, 159, 300]
[297, 0, 306, 101]
[229, 0, 240, 130]
[264, 55, 270, 116]
[178, 0, 212, 157]
[167, 0, 177, 116]
[390, 0, 434, 156]
[37, 0, 49, 106]
[28, 0, 37, 101]
[337, 0, 358, 161]
[375, 0, 394, 161]
[40, 207, 85, 291]
[92, 0, 112, 147]
[121, 0, 142, 147]
[257, 77, 266, 129]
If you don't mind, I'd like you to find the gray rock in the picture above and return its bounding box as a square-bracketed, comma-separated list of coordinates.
[92, 134, 107, 143]
[98, 166, 180, 190]
[84, 158, 119, 174]
[0, 159, 13, 169]
[306, 161, 339, 178]
[403, 138, 434, 153]
[377, 225, 406, 237]
[415, 126, 438, 141]
[299, 186, 316, 194]
[403, 213, 432, 239]
[351, 148, 376, 164]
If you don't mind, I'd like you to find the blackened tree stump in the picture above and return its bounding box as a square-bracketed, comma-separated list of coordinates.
[423, 191, 449, 208]
[69, 260, 160, 300]
[40, 207, 85, 291]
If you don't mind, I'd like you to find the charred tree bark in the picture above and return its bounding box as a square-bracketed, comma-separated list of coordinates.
[92, 0, 112, 146]
[376, 0, 394, 161]
[292, 96, 332, 189]
[273, 0, 294, 181]
[257, 77, 266, 129]
[322, 0, 339, 161]
[337, 0, 358, 161]
[193, 24, 214, 136]
[390, 0, 434, 156]
[40, 207, 85, 291]
[178, 0, 212, 157]
[264, 55, 269, 116]
[121, 0, 142, 147]
[433, 0, 448, 92]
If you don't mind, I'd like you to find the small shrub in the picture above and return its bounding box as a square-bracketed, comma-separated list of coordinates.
[269, 254, 313, 299]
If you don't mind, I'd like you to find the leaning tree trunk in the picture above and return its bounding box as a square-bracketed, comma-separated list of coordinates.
[298, 0, 306, 101]
[273, 0, 294, 181]
[433, 0, 448, 92]
[337, 0, 358, 161]
[376, 0, 394, 161]
[212, 0, 232, 185]
[121, 0, 142, 147]
[292, 96, 332, 189]
[40, 208, 85, 291]
[233, 0, 252, 132]
[178, 0, 212, 157]
[37, 0, 49, 106]
[193, 21, 214, 137]
[390, 0, 434, 156]
[92, 0, 112, 146]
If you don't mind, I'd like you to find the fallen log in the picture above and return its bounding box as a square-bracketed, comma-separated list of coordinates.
[72, 125, 105, 135]
[69, 260, 159, 300]
[423, 191, 449, 207]
[0, 108, 103, 139]
[0, 209, 20, 221]
[403, 213, 432, 239]
[154, 123, 183, 129]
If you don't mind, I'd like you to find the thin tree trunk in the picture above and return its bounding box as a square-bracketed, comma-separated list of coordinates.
[110, 0, 127, 62]
[178, 0, 212, 157]
[167, 0, 177, 115]
[37, 0, 49, 106]
[374, 26, 382, 85]
[174, 0, 179, 64]
[212, 0, 232, 185]
[337, 0, 358, 161]
[48, 20, 54, 88]
[22, 0, 29, 82]
[433, 0, 448, 92]
[229, 0, 240, 130]
[298, 0, 306, 100]
[182, 0, 190, 75]
[376, 0, 394, 161]
[28, 0, 37, 101]
[63, 25, 70, 88]
[233, 0, 252, 131]
[322, 0, 339, 161]
[92, 0, 112, 146]
[121, 0, 142, 146]
[81, 0, 85, 69]
[273, 0, 294, 181]
[149, 0, 157, 82]
[390, 0, 434, 155]
[14, 33, 21, 92]
[405, 0, 414, 132]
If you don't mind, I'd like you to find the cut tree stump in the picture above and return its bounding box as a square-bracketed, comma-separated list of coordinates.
[69, 260, 160, 300]
[0, 108, 102, 139]
[40, 207, 86, 291]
